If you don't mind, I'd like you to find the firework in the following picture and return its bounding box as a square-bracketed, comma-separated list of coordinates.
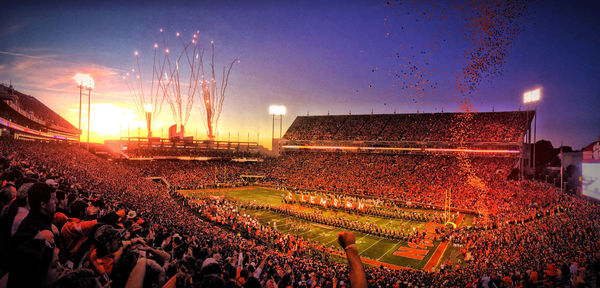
[125, 29, 238, 140]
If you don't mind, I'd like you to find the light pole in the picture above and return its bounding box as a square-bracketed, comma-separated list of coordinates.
[144, 104, 152, 138]
[73, 73, 94, 149]
[86, 82, 93, 150]
[279, 113, 283, 138]
[269, 104, 287, 144]
[78, 85, 82, 130]
[523, 88, 541, 177]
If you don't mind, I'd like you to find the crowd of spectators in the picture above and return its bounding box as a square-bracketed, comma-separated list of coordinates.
[129, 160, 264, 189]
[124, 147, 259, 159]
[125, 148, 554, 226]
[284, 112, 531, 143]
[185, 192, 600, 287]
[0, 139, 371, 287]
[1, 138, 598, 288]
[263, 151, 553, 226]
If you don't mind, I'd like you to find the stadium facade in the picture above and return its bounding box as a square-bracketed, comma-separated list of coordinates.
[0, 84, 80, 141]
[279, 111, 536, 177]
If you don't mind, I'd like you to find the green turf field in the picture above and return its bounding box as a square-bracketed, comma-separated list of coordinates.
[181, 186, 472, 270]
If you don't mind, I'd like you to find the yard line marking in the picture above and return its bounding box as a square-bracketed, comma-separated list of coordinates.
[377, 241, 403, 261]
[296, 224, 320, 237]
[353, 233, 370, 244]
[312, 231, 336, 244]
[313, 223, 334, 230]
[325, 234, 341, 247]
[324, 230, 368, 247]
[360, 237, 384, 255]
[274, 221, 292, 231]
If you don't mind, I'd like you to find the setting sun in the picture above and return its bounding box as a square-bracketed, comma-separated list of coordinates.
[69, 103, 150, 142]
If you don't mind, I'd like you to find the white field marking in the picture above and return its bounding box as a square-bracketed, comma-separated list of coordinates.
[274, 221, 292, 232]
[312, 223, 335, 230]
[377, 241, 403, 261]
[311, 231, 332, 240]
[353, 233, 370, 245]
[325, 236, 341, 247]
[324, 231, 369, 247]
[359, 237, 384, 255]
[296, 226, 316, 237]
[311, 231, 334, 243]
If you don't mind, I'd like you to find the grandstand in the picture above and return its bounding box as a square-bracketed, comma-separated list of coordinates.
[1, 102, 597, 287]
[281, 111, 534, 154]
[256, 112, 551, 226]
[105, 137, 265, 161]
[0, 84, 80, 141]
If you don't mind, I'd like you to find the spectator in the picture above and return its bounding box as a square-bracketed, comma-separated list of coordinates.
[53, 268, 102, 288]
[0, 170, 21, 214]
[60, 200, 97, 260]
[5, 239, 60, 288]
[11, 183, 57, 249]
[337, 232, 366, 288]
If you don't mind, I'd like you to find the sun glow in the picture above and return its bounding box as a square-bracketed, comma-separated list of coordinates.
[71, 103, 152, 142]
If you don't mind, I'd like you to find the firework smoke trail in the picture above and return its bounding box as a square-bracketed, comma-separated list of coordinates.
[125, 28, 238, 140]
[196, 40, 239, 140]
[124, 30, 179, 135]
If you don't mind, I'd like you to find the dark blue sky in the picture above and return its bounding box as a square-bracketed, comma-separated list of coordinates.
[1, 0, 598, 149]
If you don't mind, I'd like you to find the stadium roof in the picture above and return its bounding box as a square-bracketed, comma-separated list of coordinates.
[0, 84, 78, 133]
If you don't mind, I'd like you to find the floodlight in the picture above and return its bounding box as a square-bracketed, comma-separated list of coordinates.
[523, 88, 541, 104]
[269, 105, 286, 115]
[72, 73, 94, 89]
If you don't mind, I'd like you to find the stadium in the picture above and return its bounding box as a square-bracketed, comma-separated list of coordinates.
[1, 81, 599, 287]
[2, 1, 600, 288]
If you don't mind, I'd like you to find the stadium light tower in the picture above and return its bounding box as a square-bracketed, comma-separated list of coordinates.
[73, 73, 94, 149]
[269, 105, 286, 140]
[144, 104, 152, 138]
[523, 88, 541, 175]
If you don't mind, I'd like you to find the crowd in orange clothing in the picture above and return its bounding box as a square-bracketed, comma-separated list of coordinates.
[262, 151, 554, 226]
[124, 147, 258, 159]
[0, 139, 357, 287]
[1, 138, 598, 288]
[129, 160, 264, 189]
[284, 112, 530, 143]
[126, 148, 555, 226]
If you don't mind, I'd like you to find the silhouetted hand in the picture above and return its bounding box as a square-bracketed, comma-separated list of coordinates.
[337, 231, 356, 249]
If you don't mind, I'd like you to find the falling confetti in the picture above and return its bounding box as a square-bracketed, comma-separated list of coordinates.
[384, 0, 528, 103]
[383, 0, 530, 208]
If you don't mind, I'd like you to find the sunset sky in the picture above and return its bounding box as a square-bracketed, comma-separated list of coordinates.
[1, 0, 599, 149]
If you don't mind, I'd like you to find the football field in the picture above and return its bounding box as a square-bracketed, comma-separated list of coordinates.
[181, 186, 471, 270]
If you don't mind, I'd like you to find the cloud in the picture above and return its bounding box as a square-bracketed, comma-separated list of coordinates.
[0, 50, 137, 131]
[0, 51, 128, 99]
[0, 50, 51, 60]
[0, 48, 236, 143]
